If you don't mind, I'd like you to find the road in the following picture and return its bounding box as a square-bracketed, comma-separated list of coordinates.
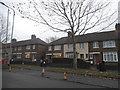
[2, 69, 104, 88]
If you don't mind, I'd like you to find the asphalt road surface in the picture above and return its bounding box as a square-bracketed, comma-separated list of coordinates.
[2, 69, 104, 88]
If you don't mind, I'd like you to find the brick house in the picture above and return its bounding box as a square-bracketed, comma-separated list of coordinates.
[46, 33, 89, 61]
[88, 23, 119, 65]
[46, 37, 66, 60]
[46, 25, 119, 65]
[2, 35, 47, 63]
[88, 30, 119, 64]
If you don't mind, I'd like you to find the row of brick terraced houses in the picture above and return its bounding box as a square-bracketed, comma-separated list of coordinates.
[1, 24, 120, 65]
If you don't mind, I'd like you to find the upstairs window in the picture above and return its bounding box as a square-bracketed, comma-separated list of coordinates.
[32, 45, 36, 49]
[79, 43, 84, 49]
[103, 40, 116, 48]
[18, 47, 22, 51]
[93, 42, 99, 48]
[54, 45, 61, 50]
[68, 44, 73, 49]
[48, 46, 52, 51]
[26, 45, 31, 50]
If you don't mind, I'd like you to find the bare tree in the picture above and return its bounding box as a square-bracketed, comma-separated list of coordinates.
[15, 0, 117, 69]
[46, 36, 58, 43]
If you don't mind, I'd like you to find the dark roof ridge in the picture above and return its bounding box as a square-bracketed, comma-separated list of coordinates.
[12, 37, 47, 46]
[75, 30, 116, 37]
[49, 37, 67, 45]
[49, 30, 117, 45]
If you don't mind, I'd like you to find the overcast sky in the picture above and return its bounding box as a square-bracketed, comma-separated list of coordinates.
[0, 0, 119, 42]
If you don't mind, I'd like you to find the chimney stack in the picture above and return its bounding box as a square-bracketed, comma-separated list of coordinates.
[12, 39, 17, 43]
[31, 35, 36, 39]
[115, 23, 120, 31]
[67, 31, 72, 37]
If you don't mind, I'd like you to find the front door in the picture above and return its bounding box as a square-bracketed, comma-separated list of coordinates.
[94, 54, 101, 64]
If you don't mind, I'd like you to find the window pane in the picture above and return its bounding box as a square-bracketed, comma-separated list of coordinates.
[103, 52, 118, 62]
[26, 45, 31, 50]
[33, 45, 35, 49]
[54, 45, 61, 50]
[48, 46, 52, 51]
[18, 47, 22, 51]
[93, 42, 99, 48]
[80, 43, 84, 49]
[114, 54, 117, 61]
[68, 44, 73, 49]
[103, 41, 116, 48]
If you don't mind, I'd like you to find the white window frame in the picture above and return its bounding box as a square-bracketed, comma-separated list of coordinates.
[93, 42, 99, 48]
[66, 53, 74, 58]
[18, 47, 22, 51]
[80, 43, 84, 49]
[26, 45, 31, 50]
[32, 45, 35, 49]
[103, 40, 116, 48]
[103, 52, 118, 62]
[48, 46, 52, 51]
[54, 45, 61, 50]
[68, 44, 73, 49]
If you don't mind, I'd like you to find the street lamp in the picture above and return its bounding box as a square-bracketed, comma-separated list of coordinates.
[0, 2, 15, 64]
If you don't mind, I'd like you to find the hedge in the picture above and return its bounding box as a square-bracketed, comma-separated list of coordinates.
[50, 58, 91, 69]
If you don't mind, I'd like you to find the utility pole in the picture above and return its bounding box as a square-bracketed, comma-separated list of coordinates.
[0, 2, 15, 64]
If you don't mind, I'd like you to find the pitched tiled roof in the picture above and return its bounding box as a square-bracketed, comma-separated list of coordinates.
[49, 30, 119, 45]
[49, 37, 68, 45]
[76, 30, 118, 42]
[12, 38, 47, 47]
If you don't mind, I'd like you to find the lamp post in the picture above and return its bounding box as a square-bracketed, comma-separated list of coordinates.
[0, 2, 15, 64]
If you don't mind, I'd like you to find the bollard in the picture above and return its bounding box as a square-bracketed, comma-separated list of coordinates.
[41, 68, 45, 77]
[63, 72, 67, 80]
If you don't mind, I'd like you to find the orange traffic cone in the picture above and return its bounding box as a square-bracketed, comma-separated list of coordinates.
[63, 72, 67, 80]
[41, 68, 45, 77]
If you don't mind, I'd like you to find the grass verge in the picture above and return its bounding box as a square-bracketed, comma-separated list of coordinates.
[46, 67, 120, 80]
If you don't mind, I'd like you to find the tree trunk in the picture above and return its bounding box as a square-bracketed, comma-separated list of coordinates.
[72, 33, 77, 69]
